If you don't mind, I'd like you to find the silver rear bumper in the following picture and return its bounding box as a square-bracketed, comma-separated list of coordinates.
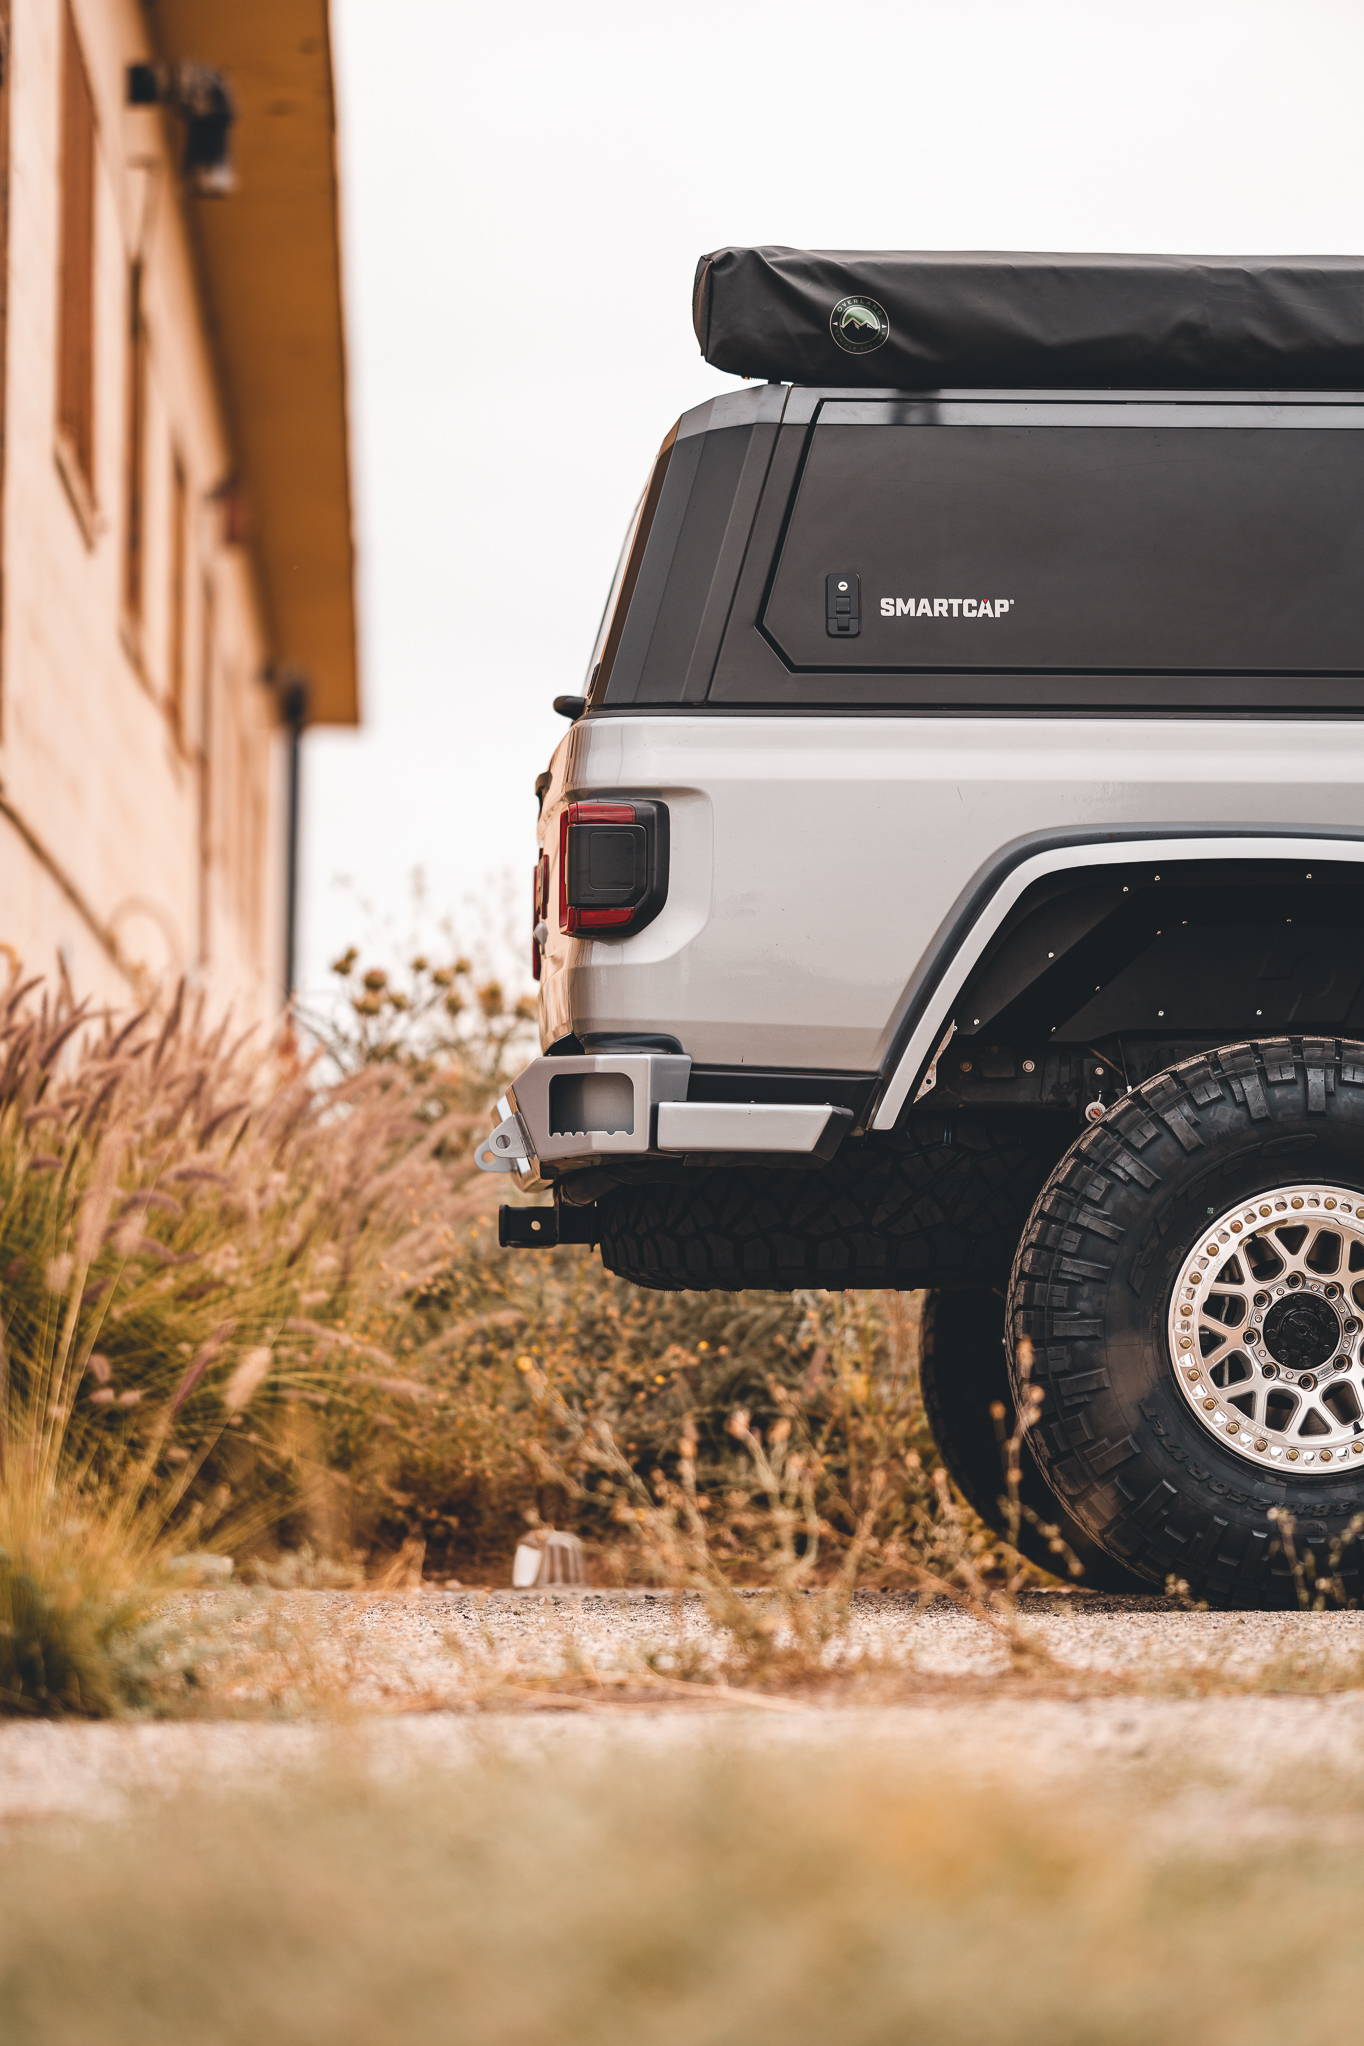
[475, 1051, 848, 1184]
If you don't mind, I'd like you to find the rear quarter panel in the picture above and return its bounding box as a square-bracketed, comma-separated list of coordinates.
[536, 713, 1364, 1071]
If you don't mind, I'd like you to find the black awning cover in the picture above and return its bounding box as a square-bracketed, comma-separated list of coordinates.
[693, 248, 1364, 389]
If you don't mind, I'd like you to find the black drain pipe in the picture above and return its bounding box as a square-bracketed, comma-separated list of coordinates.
[281, 677, 309, 1002]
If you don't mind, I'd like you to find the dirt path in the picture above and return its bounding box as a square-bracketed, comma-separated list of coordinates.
[4, 1589, 1364, 1828]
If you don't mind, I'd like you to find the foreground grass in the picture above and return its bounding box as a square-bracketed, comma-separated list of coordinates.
[2, 1743, 1363, 2045]
[0, 1508, 189, 1718]
[0, 1416, 229, 1717]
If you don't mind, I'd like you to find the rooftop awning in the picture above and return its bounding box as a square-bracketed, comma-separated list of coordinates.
[695, 247, 1364, 395]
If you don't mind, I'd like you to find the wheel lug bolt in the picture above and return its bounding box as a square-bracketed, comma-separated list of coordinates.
[1261, 1362, 1278, 1377]
[1244, 1328, 1259, 1343]
[1301, 1373, 1317, 1390]
[1334, 1356, 1350, 1372]
[1347, 1320, 1362, 1337]
[1287, 1273, 1304, 1290]
[1326, 1283, 1342, 1300]
[1253, 1292, 1270, 1309]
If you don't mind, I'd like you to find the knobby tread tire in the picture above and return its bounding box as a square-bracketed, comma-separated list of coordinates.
[1008, 1036, 1364, 1608]
[596, 1117, 1069, 1293]
[920, 1289, 1147, 1590]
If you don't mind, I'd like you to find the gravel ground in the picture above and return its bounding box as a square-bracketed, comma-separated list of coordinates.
[5, 1589, 1364, 1829]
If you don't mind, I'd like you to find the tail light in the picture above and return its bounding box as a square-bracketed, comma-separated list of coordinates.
[558, 799, 668, 936]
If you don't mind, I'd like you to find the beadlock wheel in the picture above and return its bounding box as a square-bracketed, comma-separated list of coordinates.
[1009, 1038, 1364, 1607]
[1169, 1185, 1364, 1474]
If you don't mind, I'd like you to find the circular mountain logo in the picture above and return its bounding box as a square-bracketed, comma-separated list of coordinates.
[830, 295, 889, 355]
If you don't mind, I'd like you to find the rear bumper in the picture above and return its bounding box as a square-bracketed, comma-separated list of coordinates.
[475, 1051, 849, 1186]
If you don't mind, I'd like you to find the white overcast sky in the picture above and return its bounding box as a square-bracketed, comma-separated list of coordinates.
[302, 0, 1364, 994]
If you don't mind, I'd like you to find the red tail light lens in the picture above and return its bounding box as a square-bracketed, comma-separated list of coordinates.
[557, 799, 668, 936]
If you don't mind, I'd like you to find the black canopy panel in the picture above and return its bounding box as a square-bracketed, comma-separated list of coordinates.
[693, 248, 1364, 390]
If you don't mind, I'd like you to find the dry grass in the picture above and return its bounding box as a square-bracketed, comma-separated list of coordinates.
[0, 950, 1091, 1715]
[513, 1324, 1058, 1692]
[0, 973, 489, 1511]
[0, 960, 1106, 1717]
[0, 962, 520, 1713]
[0, 962, 993, 1578]
[3, 1742, 1364, 2044]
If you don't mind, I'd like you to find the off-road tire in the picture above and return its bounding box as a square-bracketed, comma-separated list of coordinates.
[920, 1289, 1147, 1591]
[596, 1115, 1070, 1293]
[1009, 1037, 1364, 1608]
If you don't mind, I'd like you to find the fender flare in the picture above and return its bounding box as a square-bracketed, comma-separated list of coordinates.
[867, 824, 1364, 1131]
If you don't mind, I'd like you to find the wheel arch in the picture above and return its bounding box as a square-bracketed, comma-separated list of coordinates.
[870, 826, 1364, 1130]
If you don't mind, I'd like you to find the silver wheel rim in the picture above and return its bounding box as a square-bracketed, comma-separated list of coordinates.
[1168, 1185, 1364, 1474]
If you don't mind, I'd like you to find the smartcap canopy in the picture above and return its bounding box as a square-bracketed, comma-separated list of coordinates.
[693, 248, 1364, 390]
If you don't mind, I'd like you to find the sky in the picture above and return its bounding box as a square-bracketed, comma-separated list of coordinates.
[303, 0, 1364, 995]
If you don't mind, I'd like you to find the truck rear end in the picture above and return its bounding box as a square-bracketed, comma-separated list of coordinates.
[483, 365, 1364, 1277]
[477, 250, 1364, 1605]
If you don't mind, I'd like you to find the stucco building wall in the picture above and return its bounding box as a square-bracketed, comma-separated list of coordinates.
[0, 0, 330, 1022]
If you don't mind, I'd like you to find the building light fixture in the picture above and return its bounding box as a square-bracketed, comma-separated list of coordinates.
[127, 62, 237, 197]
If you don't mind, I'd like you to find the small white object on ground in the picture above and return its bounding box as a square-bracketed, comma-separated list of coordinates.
[512, 1530, 586, 1588]
[164, 1553, 235, 1585]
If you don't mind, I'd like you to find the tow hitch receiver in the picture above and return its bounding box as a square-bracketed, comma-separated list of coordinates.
[498, 1203, 598, 1250]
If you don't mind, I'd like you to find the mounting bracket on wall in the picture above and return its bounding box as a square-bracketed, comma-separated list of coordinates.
[126, 63, 237, 197]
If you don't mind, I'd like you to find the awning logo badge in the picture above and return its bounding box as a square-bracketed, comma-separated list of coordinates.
[830, 296, 889, 354]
